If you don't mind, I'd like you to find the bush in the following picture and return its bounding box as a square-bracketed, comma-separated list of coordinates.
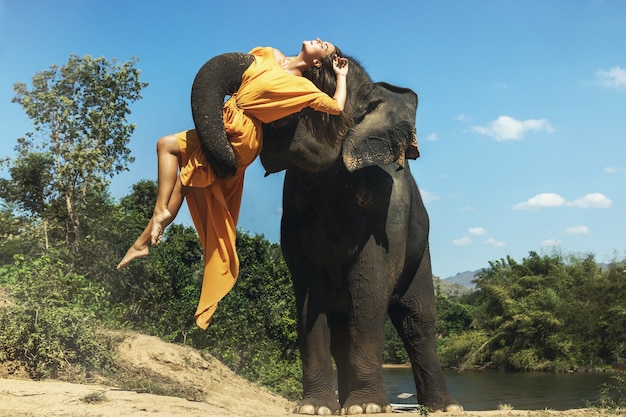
[0, 253, 115, 378]
[384, 318, 409, 364]
[437, 330, 490, 369]
[593, 372, 626, 411]
[0, 304, 114, 378]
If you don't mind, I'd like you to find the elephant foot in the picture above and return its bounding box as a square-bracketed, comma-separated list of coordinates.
[341, 403, 392, 415]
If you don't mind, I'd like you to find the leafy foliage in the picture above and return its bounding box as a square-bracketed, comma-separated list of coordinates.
[593, 371, 626, 411]
[384, 318, 409, 364]
[9, 54, 147, 251]
[0, 254, 114, 378]
[439, 251, 626, 371]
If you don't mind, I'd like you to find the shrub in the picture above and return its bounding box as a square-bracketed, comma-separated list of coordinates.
[0, 253, 114, 378]
[0, 304, 114, 378]
[437, 330, 490, 369]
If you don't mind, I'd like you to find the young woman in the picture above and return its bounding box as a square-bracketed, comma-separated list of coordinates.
[117, 39, 350, 329]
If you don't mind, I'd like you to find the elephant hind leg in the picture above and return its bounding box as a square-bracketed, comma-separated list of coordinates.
[388, 247, 462, 412]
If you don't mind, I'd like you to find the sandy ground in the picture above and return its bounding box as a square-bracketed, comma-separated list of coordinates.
[0, 333, 619, 417]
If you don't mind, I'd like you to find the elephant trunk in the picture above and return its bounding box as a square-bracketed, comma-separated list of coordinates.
[191, 53, 254, 179]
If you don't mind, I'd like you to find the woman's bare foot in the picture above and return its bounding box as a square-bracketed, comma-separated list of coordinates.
[116, 244, 149, 270]
[151, 208, 172, 246]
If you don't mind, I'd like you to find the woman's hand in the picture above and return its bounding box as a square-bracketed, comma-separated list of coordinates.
[333, 56, 349, 77]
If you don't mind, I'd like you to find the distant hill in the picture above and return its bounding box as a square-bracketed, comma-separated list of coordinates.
[441, 260, 626, 292]
[444, 270, 481, 288]
[434, 270, 481, 297]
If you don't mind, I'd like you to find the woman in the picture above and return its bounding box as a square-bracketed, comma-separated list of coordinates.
[117, 39, 350, 329]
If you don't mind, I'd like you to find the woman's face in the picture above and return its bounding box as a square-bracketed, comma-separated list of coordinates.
[302, 38, 336, 60]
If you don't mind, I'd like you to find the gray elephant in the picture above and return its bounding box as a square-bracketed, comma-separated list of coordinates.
[191, 53, 461, 414]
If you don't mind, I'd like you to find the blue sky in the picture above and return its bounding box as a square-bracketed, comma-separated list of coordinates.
[1, 0, 625, 279]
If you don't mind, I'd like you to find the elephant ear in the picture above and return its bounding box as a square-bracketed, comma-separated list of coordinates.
[191, 53, 254, 179]
[342, 82, 419, 172]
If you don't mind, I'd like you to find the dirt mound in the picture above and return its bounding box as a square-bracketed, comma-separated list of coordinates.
[114, 333, 295, 414]
[1, 331, 295, 417]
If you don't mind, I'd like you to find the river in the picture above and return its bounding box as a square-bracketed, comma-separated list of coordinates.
[383, 367, 613, 411]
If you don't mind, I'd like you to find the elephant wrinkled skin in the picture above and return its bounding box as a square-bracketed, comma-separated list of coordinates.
[191, 53, 462, 414]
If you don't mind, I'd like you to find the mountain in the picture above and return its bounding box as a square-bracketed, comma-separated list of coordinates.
[443, 270, 482, 288]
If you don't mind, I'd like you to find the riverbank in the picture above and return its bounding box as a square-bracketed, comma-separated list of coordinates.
[0, 377, 617, 417]
[0, 332, 622, 417]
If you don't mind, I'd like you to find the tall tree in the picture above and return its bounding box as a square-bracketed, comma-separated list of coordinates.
[10, 54, 147, 251]
[0, 151, 55, 250]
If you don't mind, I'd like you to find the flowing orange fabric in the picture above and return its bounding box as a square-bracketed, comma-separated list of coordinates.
[177, 47, 341, 330]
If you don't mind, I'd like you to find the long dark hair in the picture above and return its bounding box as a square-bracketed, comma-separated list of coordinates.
[301, 47, 353, 146]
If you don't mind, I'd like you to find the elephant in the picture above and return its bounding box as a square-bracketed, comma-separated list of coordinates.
[191, 52, 462, 414]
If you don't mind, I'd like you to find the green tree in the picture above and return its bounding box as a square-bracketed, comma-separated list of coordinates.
[383, 318, 409, 364]
[0, 201, 35, 264]
[119, 179, 158, 219]
[9, 54, 147, 251]
[445, 251, 626, 371]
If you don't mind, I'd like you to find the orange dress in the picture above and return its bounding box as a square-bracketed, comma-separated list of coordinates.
[176, 47, 341, 330]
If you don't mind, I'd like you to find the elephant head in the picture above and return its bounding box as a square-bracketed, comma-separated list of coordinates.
[260, 57, 419, 176]
[191, 52, 254, 179]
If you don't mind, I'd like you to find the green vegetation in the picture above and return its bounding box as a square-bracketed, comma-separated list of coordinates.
[436, 252, 626, 372]
[593, 372, 626, 411]
[1, 55, 625, 408]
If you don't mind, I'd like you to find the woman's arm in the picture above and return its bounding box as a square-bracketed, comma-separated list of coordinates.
[332, 56, 349, 111]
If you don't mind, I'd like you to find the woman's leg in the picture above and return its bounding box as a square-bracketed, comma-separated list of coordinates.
[116, 134, 184, 269]
[151, 134, 183, 245]
[116, 179, 187, 269]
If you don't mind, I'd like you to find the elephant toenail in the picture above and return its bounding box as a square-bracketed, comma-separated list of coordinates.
[346, 405, 363, 414]
[444, 404, 464, 412]
[364, 403, 382, 413]
[317, 406, 333, 415]
[298, 404, 316, 415]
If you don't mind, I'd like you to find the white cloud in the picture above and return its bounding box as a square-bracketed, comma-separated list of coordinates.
[425, 133, 438, 142]
[566, 225, 589, 235]
[566, 193, 612, 208]
[604, 166, 622, 174]
[420, 189, 439, 204]
[453, 236, 473, 246]
[455, 114, 471, 122]
[513, 192, 612, 210]
[468, 227, 487, 236]
[541, 239, 561, 247]
[470, 115, 555, 141]
[595, 66, 626, 90]
[513, 193, 567, 210]
[484, 238, 506, 247]
[493, 82, 508, 89]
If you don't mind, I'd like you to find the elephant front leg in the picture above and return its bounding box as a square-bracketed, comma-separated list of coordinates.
[296, 310, 340, 415]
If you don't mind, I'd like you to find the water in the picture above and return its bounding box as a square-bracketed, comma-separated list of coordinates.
[384, 367, 613, 411]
